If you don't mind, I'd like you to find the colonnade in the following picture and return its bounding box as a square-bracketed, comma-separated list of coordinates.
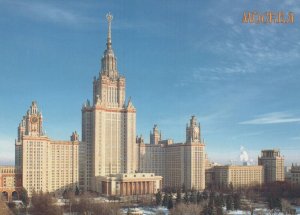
[120, 181, 155, 196]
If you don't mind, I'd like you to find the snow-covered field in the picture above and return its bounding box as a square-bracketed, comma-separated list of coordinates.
[120, 206, 169, 215]
[120, 206, 300, 215]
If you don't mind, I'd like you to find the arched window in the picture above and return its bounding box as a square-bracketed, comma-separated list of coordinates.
[12, 191, 18, 200]
[2, 191, 8, 201]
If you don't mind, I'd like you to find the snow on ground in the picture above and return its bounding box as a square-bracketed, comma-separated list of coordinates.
[120, 206, 300, 215]
[227, 207, 300, 215]
[120, 206, 169, 215]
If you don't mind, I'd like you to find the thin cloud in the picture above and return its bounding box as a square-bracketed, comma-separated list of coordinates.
[184, 63, 252, 84]
[1, 1, 96, 26]
[240, 112, 300, 125]
[191, 1, 300, 81]
[231, 131, 263, 140]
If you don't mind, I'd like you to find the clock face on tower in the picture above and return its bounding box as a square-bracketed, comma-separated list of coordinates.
[31, 116, 38, 124]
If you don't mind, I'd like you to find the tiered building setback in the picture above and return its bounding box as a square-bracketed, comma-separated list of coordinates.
[139, 116, 206, 190]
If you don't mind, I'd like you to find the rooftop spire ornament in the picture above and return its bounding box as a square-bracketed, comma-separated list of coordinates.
[106, 12, 113, 49]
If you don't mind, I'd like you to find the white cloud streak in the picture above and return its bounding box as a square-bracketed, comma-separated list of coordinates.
[186, 1, 300, 86]
[1, 1, 96, 26]
[240, 112, 300, 125]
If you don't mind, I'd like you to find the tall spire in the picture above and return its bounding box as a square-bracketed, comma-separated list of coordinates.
[101, 12, 118, 78]
[106, 12, 113, 50]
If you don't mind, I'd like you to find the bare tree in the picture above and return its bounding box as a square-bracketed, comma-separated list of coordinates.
[0, 197, 13, 215]
[91, 203, 121, 215]
[281, 199, 296, 215]
[30, 191, 62, 215]
[72, 194, 92, 214]
[71, 193, 121, 215]
[169, 203, 205, 215]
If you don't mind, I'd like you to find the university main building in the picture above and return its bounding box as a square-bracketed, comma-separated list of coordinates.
[79, 13, 205, 195]
[0, 14, 286, 201]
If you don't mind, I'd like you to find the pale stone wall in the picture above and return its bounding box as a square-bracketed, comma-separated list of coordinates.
[139, 144, 166, 185]
[21, 137, 79, 196]
[165, 144, 183, 189]
[96, 173, 162, 196]
[187, 144, 205, 190]
[291, 165, 300, 184]
[22, 136, 50, 196]
[211, 165, 263, 188]
[138, 117, 206, 191]
[49, 141, 79, 194]
[16, 102, 79, 197]
[258, 149, 284, 183]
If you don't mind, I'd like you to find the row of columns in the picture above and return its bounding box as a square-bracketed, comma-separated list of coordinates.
[120, 181, 155, 196]
[102, 181, 111, 196]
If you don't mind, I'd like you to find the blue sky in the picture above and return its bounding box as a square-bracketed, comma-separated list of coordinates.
[0, 0, 300, 165]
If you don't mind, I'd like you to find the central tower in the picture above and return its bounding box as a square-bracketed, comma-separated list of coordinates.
[92, 13, 125, 107]
[81, 13, 137, 192]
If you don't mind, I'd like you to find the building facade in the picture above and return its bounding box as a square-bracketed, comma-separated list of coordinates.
[258, 149, 284, 183]
[290, 164, 300, 184]
[98, 173, 162, 196]
[138, 116, 206, 190]
[206, 165, 263, 189]
[15, 102, 79, 196]
[0, 166, 22, 202]
[80, 13, 161, 195]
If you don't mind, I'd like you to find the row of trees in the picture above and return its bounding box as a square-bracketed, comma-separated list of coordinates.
[4, 188, 121, 215]
[30, 191, 121, 215]
[4, 181, 300, 215]
[156, 189, 242, 214]
[156, 182, 300, 214]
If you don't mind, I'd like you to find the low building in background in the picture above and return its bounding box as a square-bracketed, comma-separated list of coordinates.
[291, 164, 300, 184]
[206, 165, 263, 189]
[97, 173, 162, 196]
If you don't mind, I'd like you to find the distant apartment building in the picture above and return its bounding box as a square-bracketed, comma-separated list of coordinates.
[206, 165, 263, 189]
[138, 116, 206, 190]
[291, 164, 300, 184]
[258, 149, 284, 183]
[0, 166, 22, 201]
[15, 101, 79, 196]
